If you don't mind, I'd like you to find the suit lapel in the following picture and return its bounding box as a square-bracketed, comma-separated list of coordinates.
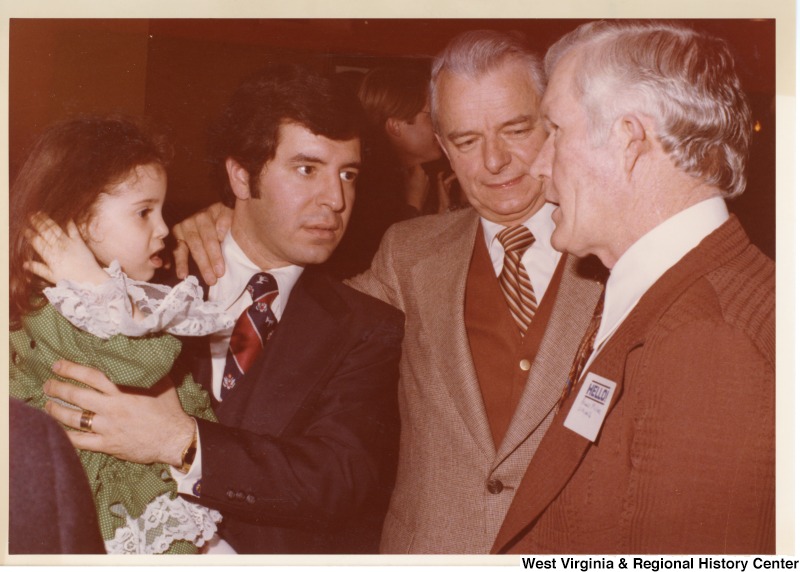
[411, 210, 496, 461]
[492, 331, 629, 553]
[492, 216, 751, 552]
[495, 255, 604, 463]
[213, 270, 349, 432]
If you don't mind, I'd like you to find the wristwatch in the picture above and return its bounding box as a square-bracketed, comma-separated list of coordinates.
[178, 422, 198, 474]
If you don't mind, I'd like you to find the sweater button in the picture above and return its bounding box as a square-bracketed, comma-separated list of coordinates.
[487, 479, 504, 494]
[12, 351, 20, 365]
[246, 494, 256, 504]
[519, 359, 531, 372]
[29, 339, 37, 349]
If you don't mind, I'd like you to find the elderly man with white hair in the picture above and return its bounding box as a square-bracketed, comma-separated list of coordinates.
[493, 20, 774, 554]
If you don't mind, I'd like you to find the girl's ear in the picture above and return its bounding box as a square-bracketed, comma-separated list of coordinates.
[78, 211, 107, 245]
[76, 218, 94, 243]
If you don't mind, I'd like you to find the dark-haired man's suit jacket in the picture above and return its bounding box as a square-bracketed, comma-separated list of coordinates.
[176, 268, 403, 554]
[492, 216, 775, 554]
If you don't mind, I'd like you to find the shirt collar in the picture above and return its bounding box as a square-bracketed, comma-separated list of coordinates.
[596, 196, 729, 345]
[211, 232, 304, 319]
[481, 202, 558, 253]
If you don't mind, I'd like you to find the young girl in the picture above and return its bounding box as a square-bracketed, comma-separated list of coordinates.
[9, 117, 231, 554]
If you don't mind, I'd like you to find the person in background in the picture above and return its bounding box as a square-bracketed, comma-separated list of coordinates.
[358, 66, 460, 215]
[327, 65, 461, 278]
[493, 20, 774, 554]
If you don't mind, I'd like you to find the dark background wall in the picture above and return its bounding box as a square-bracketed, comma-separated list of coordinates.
[9, 18, 776, 257]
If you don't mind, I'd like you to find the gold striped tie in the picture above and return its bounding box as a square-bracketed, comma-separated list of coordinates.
[558, 288, 605, 408]
[496, 225, 538, 335]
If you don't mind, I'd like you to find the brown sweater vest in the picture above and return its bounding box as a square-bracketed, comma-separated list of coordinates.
[465, 226, 566, 448]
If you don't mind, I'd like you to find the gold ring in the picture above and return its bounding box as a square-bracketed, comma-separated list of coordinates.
[79, 409, 95, 432]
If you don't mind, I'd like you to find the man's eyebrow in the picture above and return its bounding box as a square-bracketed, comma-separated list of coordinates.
[289, 154, 361, 170]
[289, 153, 325, 164]
[446, 128, 480, 142]
[447, 115, 534, 141]
[499, 115, 534, 128]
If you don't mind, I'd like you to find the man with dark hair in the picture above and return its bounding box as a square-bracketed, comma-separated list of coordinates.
[493, 20, 774, 554]
[167, 31, 603, 554]
[42, 62, 404, 554]
[209, 64, 368, 208]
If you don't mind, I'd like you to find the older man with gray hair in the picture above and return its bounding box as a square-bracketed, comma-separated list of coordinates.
[493, 20, 774, 554]
[172, 29, 602, 553]
[348, 30, 601, 553]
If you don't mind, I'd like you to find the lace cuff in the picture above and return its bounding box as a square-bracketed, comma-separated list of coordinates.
[44, 260, 234, 339]
[105, 493, 222, 555]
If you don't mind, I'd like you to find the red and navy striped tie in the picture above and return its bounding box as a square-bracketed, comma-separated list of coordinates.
[221, 272, 278, 400]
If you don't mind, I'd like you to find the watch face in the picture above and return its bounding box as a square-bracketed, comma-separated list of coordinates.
[180, 433, 198, 473]
[184, 445, 197, 465]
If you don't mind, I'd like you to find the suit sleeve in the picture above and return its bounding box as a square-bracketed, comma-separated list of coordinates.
[345, 225, 404, 311]
[193, 308, 403, 528]
[624, 320, 775, 553]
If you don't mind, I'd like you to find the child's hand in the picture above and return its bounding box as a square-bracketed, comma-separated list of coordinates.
[23, 213, 110, 286]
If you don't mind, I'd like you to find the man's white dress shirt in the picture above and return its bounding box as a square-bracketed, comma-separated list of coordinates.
[587, 197, 729, 369]
[482, 202, 563, 303]
[173, 232, 302, 493]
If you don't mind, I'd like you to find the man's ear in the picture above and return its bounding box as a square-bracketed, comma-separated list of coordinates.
[618, 113, 650, 174]
[385, 117, 403, 138]
[225, 157, 252, 200]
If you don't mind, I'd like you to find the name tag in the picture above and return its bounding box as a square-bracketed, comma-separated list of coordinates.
[563, 372, 617, 442]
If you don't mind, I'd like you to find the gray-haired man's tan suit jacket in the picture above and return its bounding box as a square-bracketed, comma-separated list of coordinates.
[347, 208, 603, 554]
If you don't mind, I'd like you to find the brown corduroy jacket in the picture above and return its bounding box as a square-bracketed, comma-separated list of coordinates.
[493, 216, 775, 555]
